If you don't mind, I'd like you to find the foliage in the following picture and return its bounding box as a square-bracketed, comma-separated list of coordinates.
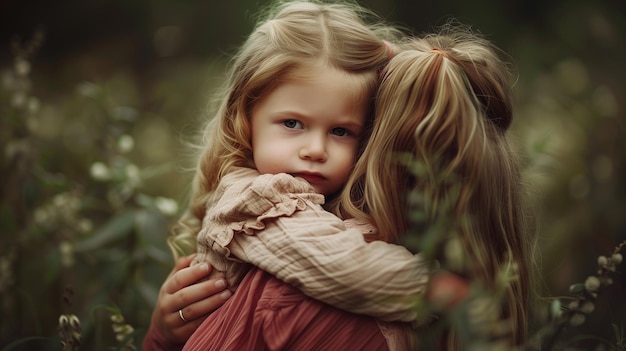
[0, 31, 180, 350]
[1, 0, 625, 350]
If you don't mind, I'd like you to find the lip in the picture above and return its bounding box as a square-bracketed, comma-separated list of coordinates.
[293, 172, 326, 183]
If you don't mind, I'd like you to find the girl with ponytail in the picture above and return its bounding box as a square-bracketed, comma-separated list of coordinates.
[339, 25, 532, 348]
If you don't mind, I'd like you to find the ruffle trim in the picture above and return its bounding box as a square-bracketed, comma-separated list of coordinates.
[197, 168, 325, 259]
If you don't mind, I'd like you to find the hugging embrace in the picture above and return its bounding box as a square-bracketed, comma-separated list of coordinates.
[144, 1, 532, 350]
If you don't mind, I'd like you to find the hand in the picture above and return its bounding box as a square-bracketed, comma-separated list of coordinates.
[152, 255, 233, 344]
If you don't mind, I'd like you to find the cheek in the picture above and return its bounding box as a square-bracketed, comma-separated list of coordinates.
[252, 146, 270, 173]
[335, 145, 358, 175]
[253, 138, 285, 174]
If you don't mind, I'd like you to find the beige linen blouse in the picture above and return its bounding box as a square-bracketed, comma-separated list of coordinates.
[193, 167, 430, 322]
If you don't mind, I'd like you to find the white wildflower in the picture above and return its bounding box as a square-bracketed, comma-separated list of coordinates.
[122, 325, 134, 335]
[110, 312, 135, 348]
[584, 276, 600, 292]
[58, 312, 81, 348]
[68, 314, 80, 328]
[155, 197, 179, 216]
[59, 314, 69, 326]
[53, 193, 68, 207]
[113, 324, 126, 334]
[117, 134, 134, 153]
[90, 162, 111, 181]
[612, 253, 623, 265]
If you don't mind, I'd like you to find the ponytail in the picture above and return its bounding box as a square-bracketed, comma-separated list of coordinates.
[342, 27, 531, 346]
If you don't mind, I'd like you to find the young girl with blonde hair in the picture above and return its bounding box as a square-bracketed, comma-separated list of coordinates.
[146, 1, 434, 350]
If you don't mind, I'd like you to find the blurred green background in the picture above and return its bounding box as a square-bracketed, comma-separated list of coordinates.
[1, 0, 625, 350]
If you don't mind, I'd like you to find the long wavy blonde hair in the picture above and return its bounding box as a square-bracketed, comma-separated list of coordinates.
[336, 26, 532, 346]
[169, 0, 398, 255]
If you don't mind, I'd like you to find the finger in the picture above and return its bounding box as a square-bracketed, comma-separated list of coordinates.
[176, 283, 232, 321]
[164, 282, 231, 333]
[163, 285, 232, 342]
[173, 276, 229, 312]
[164, 255, 195, 281]
[164, 262, 213, 294]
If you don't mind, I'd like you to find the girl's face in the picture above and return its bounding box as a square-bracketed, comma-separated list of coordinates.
[250, 64, 369, 196]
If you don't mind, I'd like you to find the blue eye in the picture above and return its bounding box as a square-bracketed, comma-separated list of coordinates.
[331, 127, 348, 136]
[283, 120, 302, 129]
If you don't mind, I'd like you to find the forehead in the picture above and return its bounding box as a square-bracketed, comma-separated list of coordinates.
[283, 62, 372, 96]
[256, 63, 373, 120]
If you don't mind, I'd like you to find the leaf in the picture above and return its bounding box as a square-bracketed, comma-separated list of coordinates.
[134, 208, 169, 246]
[74, 211, 136, 252]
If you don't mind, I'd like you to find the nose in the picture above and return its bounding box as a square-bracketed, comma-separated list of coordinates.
[299, 134, 328, 162]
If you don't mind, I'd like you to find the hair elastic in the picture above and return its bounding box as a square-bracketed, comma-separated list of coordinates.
[430, 48, 449, 58]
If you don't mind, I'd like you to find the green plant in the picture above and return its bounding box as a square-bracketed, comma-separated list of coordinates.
[1, 31, 178, 351]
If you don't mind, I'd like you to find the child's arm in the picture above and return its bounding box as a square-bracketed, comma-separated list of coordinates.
[227, 204, 429, 322]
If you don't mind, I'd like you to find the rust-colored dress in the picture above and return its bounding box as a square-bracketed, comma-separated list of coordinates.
[142, 268, 412, 351]
[182, 267, 398, 351]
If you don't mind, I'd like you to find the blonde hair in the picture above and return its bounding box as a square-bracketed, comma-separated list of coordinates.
[169, 0, 398, 255]
[338, 25, 531, 346]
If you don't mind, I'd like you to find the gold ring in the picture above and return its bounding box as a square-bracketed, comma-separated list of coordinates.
[178, 309, 187, 322]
